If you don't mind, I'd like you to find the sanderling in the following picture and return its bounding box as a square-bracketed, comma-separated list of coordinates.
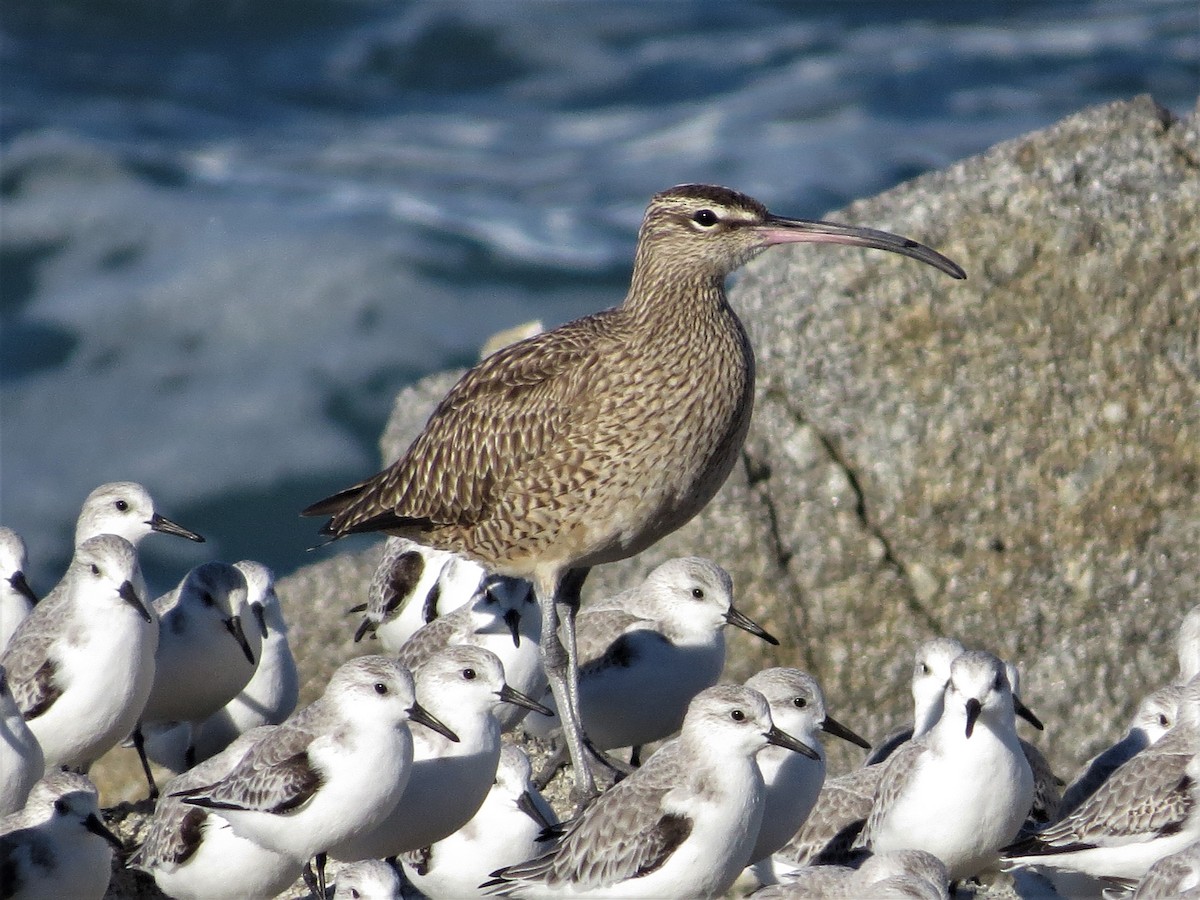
[0, 664, 43, 817]
[191, 561, 300, 763]
[743, 668, 869, 878]
[483, 684, 815, 899]
[332, 859, 406, 899]
[855, 650, 1034, 880]
[0, 527, 38, 652]
[398, 576, 545, 731]
[136, 562, 258, 791]
[1004, 677, 1200, 880]
[331, 645, 551, 862]
[1133, 838, 1200, 899]
[353, 537, 488, 651]
[72, 480, 205, 547]
[403, 743, 559, 899]
[754, 849, 950, 900]
[1059, 683, 1183, 818]
[0, 771, 123, 900]
[129, 726, 302, 900]
[173, 656, 457, 897]
[524, 557, 777, 755]
[863, 637, 965, 766]
[0, 534, 157, 771]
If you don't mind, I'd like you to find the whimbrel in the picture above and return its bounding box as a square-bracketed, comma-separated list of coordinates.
[303, 184, 965, 800]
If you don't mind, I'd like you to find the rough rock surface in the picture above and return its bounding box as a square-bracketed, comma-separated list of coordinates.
[101, 95, 1199, 896]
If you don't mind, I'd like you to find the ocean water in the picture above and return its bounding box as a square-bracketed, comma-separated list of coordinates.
[1, 0, 1197, 594]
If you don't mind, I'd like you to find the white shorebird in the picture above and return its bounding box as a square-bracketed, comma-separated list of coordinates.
[754, 849, 950, 900]
[0, 527, 38, 652]
[144, 561, 300, 773]
[191, 560, 300, 762]
[0, 664, 43, 817]
[1059, 682, 1183, 820]
[136, 562, 258, 794]
[863, 637, 965, 766]
[332, 859, 406, 899]
[173, 656, 457, 898]
[1003, 677, 1200, 880]
[353, 537, 489, 651]
[403, 742, 559, 899]
[331, 645, 552, 862]
[0, 534, 157, 771]
[525, 557, 777, 756]
[855, 650, 1034, 880]
[743, 668, 869, 879]
[72, 480, 205, 547]
[129, 726, 302, 900]
[484, 684, 816, 899]
[398, 576, 545, 731]
[1133, 839, 1200, 899]
[0, 771, 123, 900]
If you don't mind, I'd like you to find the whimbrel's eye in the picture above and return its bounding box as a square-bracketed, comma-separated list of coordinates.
[730, 709, 745, 722]
[693, 209, 718, 227]
[115, 499, 129, 512]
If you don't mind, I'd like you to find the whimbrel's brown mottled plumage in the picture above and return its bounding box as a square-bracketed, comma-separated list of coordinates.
[305, 183, 965, 800]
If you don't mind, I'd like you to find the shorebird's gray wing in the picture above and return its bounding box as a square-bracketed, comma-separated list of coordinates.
[855, 740, 926, 851]
[1006, 745, 1194, 854]
[1022, 738, 1064, 826]
[396, 615, 457, 671]
[574, 609, 655, 669]
[173, 713, 323, 814]
[129, 800, 205, 871]
[782, 764, 882, 865]
[0, 625, 61, 720]
[487, 750, 690, 892]
[306, 315, 612, 535]
[1134, 840, 1200, 899]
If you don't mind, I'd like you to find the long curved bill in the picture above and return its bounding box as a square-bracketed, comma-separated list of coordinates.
[149, 512, 206, 543]
[499, 683, 554, 717]
[725, 606, 780, 647]
[409, 702, 460, 743]
[757, 215, 966, 280]
[766, 724, 820, 760]
[821, 714, 871, 750]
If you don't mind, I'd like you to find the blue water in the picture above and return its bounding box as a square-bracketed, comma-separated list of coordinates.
[2, 0, 1197, 594]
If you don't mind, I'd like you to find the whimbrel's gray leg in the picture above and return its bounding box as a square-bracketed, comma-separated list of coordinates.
[536, 571, 596, 803]
[558, 566, 591, 750]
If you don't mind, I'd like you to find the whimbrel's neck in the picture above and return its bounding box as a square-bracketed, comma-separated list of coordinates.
[624, 259, 732, 325]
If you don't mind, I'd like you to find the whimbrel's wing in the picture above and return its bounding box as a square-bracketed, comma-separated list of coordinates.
[304, 314, 613, 536]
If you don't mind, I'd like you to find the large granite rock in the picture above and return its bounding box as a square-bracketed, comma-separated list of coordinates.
[279, 95, 1199, 785]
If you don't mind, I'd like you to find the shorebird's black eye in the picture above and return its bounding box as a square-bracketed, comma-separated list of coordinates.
[349, 890, 361, 900]
[793, 697, 807, 708]
[918, 663, 929, 674]
[54, 799, 69, 815]
[1160, 714, 1170, 727]
[201, 592, 214, 607]
[693, 209, 718, 227]
[993, 674, 1003, 691]
[730, 709, 745, 722]
[691, 588, 704, 600]
[115, 499, 129, 512]
[463, 668, 477, 681]
[90, 564, 101, 576]
[374, 682, 387, 695]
